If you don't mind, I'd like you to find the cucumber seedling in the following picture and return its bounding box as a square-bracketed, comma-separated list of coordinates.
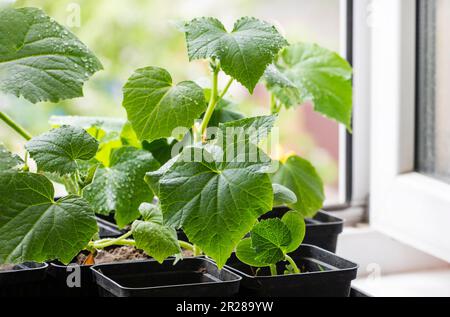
[0, 8, 352, 271]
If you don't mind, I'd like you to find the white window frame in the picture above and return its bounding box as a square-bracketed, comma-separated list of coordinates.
[343, 0, 371, 208]
[369, 0, 450, 263]
[325, 0, 371, 217]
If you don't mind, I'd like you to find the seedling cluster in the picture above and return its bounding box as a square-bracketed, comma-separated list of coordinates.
[0, 7, 352, 274]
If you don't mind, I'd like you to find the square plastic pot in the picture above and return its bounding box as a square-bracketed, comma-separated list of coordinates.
[350, 286, 371, 297]
[46, 259, 98, 297]
[43, 220, 125, 297]
[0, 262, 48, 297]
[261, 207, 344, 253]
[91, 257, 242, 297]
[96, 217, 126, 238]
[225, 244, 358, 297]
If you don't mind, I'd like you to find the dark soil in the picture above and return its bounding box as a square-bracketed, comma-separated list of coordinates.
[75, 246, 195, 265]
[76, 246, 150, 265]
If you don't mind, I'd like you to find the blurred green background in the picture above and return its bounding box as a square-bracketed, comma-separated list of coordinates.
[0, 0, 342, 204]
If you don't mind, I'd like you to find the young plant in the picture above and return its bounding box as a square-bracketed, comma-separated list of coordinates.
[122, 16, 352, 269]
[0, 7, 352, 271]
[236, 210, 306, 275]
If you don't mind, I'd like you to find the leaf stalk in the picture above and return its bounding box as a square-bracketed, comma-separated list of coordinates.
[199, 62, 234, 140]
[270, 264, 278, 276]
[193, 244, 203, 256]
[285, 254, 300, 274]
[89, 231, 133, 249]
[200, 64, 220, 138]
[179, 240, 195, 252]
[0, 111, 32, 141]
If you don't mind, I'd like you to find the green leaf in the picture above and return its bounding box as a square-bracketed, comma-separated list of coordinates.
[83, 147, 160, 228]
[281, 210, 305, 253]
[50, 117, 128, 168]
[266, 43, 353, 130]
[83, 163, 99, 188]
[145, 156, 178, 197]
[85, 125, 107, 141]
[146, 144, 273, 268]
[138, 202, 163, 225]
[0, 7, 102, 103]
[264, 64, 298, 89]
[251, 219, 291, 264]
[50, 118, 127, 168]
[263, 64, 301, 106]
[122, 66, 205, 142]
[142, 138, 177, 166]
[218, 115, 277, 145]
[210, 108, 245, 128]
[95, 131, 122, 167]
[236, 238, 271, 268]
[120, 121, 141, 148]
[75, 158, 100, 178]
[209, 105, 245, 128]
[25, 125, 99, 176]
[272, 183, 297, 207]
[132, 220, 181, 264]
[0, 144, 23, 171]
[0, 171, 97, 264]
[272, 155, 324, 218]
[183, 17, 288, 92]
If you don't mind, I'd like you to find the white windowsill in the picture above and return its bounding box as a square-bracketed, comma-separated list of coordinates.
[353, 269, 450, 297]
[337, 227, 450, 297]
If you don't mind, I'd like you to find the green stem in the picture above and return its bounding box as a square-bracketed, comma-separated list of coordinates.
[179, 240, 195, 252]
[270, 264, 278, 276]
[63, 175, 78, 195]
[93, 238, 136, 248]
[70, 174, 80, 196]
[285, 254, 300, 274]
[90, 237, 194, 255]
[199, 78, 234, 139]
[193, 245, 203, 256]
[200, 65, 220, 137]
[0, 111, 32, 141]
[218, 78, 234, 103]
[23, 151, 30, 172]
[90, 231, 133, 249]
[75, 170, 83, 196]
[192, 121, 201, 144]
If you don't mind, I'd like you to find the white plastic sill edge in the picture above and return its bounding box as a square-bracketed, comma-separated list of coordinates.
[337, 227, 450, 297]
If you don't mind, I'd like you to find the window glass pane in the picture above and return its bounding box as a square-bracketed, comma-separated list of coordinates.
[1, 0, 342, 204]
[417, 0, 450, 183]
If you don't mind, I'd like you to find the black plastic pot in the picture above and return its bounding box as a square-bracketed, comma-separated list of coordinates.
[225, 244, 358, 297]
[96, 217, 125, 238]
[43, 220, 125, 297]
[177, 229, 188, 242]
[0, 262, 48, 297]
[350, 286, 371, 297]
[261, 207, 344, 253]
[45, 259, 97, 297]
[91, 257, 242, 297]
